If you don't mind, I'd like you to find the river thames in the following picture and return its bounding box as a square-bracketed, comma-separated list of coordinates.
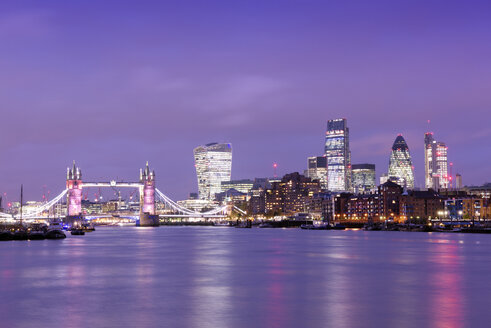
[1, 226, 491, 328]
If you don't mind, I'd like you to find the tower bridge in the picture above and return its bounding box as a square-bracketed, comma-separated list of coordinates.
[2, 161, 245, 225]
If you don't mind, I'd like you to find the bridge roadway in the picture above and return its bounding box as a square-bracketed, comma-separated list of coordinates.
[82, 181, 142, 188]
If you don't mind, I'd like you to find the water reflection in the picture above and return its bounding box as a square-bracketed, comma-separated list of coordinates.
[265, 239, 288, 328]
[429, 240, 464, 328]
[189, 229, 233, 328]
[0, 228, 490, 328]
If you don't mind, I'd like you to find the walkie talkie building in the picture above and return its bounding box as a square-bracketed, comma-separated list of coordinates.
[194, 143, 232, 201]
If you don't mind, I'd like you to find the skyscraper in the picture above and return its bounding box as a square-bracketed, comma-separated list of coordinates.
[388, 135, 415, 189]
[306, 156, 328, 190]
[456, 173, 462, 190]
[352, 164, 376, 193]
[424, 132, 449, 190]
[193, 143, 232, 201]
[324, 118, 351, 192]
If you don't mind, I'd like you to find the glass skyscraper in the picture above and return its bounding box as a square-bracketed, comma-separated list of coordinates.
[324, 118, 351, 192]
[388, 135, 415, 189]
[306, 156, 328, 190]
[193, 143, 232, 201]
[352, 164, 376, 193]
[424, 132, 449, 190]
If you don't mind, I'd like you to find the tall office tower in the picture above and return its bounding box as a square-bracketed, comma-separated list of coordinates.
[306, 156, 328, 190]
[193, 143, 232, 201]
[380, 173, 389, 185]
[388, 135, 415, 189]
[424, 132, 449, 190]
[352, 164, 376, 193]
[456, 173, 462, 190]
[324, 118, 351, 192]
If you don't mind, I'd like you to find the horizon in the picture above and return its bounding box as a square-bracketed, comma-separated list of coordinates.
[1, 0, 490, 201]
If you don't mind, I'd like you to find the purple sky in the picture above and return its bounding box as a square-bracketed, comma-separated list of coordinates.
[1, 0, 490, 202]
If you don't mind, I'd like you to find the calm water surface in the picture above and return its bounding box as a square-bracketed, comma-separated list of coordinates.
[1, 226, 491, 328]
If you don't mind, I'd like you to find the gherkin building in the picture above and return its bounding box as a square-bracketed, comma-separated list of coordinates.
[388, 135, 415, 189]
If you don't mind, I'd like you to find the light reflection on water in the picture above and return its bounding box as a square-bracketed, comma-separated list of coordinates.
[1, 227, 491, 328]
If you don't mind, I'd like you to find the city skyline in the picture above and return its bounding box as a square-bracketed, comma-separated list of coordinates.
[2, 2, 491, 328]
[0, 118, 488, 202]
[1, 1, 490, 201]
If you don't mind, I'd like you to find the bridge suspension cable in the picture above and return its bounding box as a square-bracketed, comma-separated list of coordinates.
[232, 206, 247, 216]
[155, 189, 235, 217]
[0, 212, 14, 220]
[17, 189, 68, 219]
[155, 188, 196, 215]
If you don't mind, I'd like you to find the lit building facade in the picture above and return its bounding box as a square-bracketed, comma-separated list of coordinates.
[324, 118, 351, 192]
[424, 132, 449, 190]
[306, 156, 328, 190]
[194, 143, 232, 201]
[388, 135, 415, 189]
[352, 164, 376, 193]
[456, 173, 462, 190]
[265, 172, 321, 216]
[221, 179, 254, 194]
[379, 173, 389, 185]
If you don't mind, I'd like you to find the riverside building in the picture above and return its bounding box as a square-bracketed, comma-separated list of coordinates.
[352, 164, 376, 193]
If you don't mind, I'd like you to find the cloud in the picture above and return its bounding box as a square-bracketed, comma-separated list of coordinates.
[202, 76, 288, 112]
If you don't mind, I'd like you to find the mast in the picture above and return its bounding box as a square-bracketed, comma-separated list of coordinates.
[20, 184, 23, 225]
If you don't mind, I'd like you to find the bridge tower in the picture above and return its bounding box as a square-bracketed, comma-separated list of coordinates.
[67, 161, 83, 217]
[139, 162, 158, 226]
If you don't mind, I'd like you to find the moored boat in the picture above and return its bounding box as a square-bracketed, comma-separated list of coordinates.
[45, 229, 66, 239]
[0, 230, 14, 241]
[70, 229, 85, 235]
[45, 221, 66, 239]
[81, 223, 95, 232]
[301, 222, 331, 230]
[28, 229, 46, 240]
[13, 229, 28, 240]
[332, 223, 346, 230]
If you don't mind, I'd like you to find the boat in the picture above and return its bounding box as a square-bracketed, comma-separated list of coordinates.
[28, 227, 46, 240]
[332, 223, 346, 230]
[45, 221, 66, 239]
[13, 229, 28, 240]
[81, 223, 95, 232]
[70, 229, 85, 235]
[45, 229, 66, 239]
[363, 224, 383, 231]
[213, 221, 230, 227]
[461, 227, 491, 234]
[0, 230, 14, 241]
[235, 220, 252, 228]
[301, 222, 331, 230]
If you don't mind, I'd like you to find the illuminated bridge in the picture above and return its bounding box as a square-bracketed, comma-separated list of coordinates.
[4, 162, 246, 225]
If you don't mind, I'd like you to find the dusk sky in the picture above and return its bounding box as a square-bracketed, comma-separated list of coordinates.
[1, 0, 490, 202]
